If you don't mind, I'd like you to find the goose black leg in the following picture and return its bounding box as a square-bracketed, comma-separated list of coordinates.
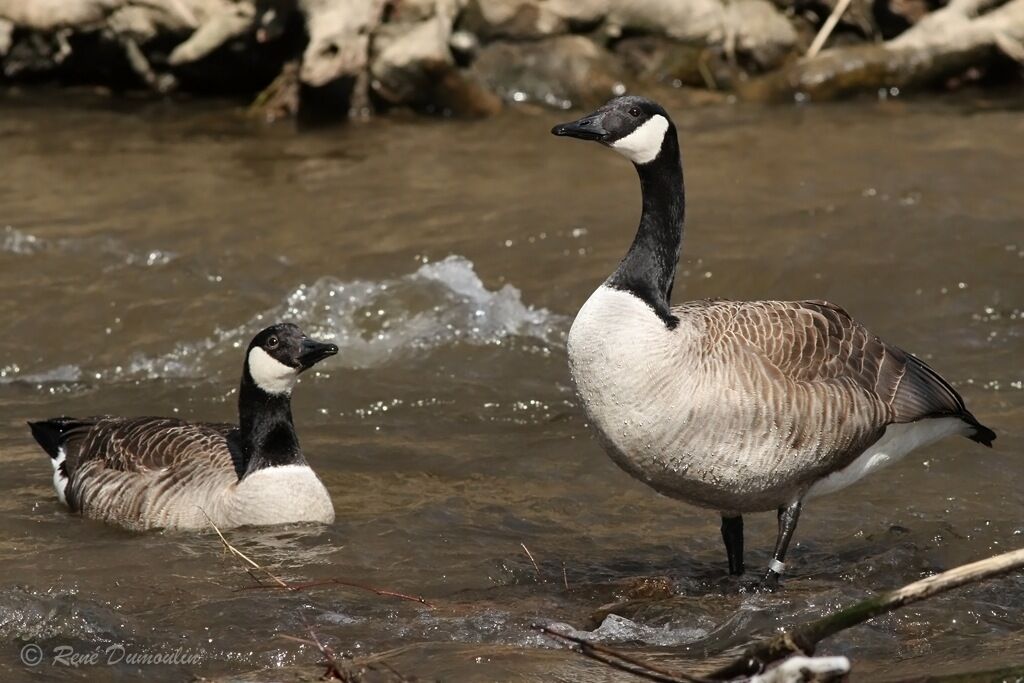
[760, 500, 802, 591]
[720, 515, 745, 576]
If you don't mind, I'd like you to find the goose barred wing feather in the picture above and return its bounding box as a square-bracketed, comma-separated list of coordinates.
[688, 299, 989, 435]
[60, 417, 237, 475]
[50, 417, 242, 525]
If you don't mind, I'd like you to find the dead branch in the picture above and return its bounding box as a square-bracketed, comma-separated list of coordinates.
[708, 546, 1024, 680]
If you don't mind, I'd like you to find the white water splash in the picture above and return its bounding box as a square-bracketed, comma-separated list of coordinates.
[81, 255, 566, 383]
[269, 255, 562, 367]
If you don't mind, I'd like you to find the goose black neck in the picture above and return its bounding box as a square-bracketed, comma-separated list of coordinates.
[606, 126, 685, 328]
[236, 372, 305, 477]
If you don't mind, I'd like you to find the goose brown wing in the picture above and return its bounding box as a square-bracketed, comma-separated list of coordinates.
[689, 299, 991, 439]
[61, 417, 238, 477]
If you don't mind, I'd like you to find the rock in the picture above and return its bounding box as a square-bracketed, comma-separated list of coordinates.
[458, 0, 568, 40]
[472, 35, 627, 109]
[0, 0, 122, 32]
[614, 35, 710, 88]
[371, 4, 501, 116]
[543, 0, 609, 27]
[298, 0, 382, 88]
[552, 0, 798, 71]
[388, 0, 467, 23]
[727, 0, 799, 70]
[602, 0, 724, 43]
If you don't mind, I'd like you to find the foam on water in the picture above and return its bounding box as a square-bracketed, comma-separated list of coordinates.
[3, 256, 566, 386]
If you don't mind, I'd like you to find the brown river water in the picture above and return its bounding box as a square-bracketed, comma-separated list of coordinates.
[0, 90, 1022, 681]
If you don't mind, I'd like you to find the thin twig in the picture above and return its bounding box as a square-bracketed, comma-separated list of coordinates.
[521, 542, 543, 581]
[562, 561, 570, 592]
[302, 620, 347, 681]
[201, 509, 288, 588]
[540, 625, 712, 683]
[709, 546, 1024, 679]
[244, 578, 435, 608]
[807, 0, 854, 57]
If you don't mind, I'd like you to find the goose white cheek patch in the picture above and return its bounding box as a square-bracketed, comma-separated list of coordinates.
[611, 114, 669, 165]
[248, 347, 298, 394]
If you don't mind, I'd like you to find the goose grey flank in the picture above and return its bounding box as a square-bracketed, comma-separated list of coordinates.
[552, 96, 996, 589]
[28, 323, 339, 531]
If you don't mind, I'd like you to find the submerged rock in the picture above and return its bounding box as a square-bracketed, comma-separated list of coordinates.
[472, 35, 627, 109]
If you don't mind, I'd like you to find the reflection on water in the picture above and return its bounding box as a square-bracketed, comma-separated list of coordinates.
[0, 90, 1021, 681]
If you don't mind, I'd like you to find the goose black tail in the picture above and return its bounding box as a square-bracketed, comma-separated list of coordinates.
[27, 417, 89, 459]
[962, 414, 996, 448]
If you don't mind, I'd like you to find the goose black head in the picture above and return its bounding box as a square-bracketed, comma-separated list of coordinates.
[244, 323, 338, 395]
[551, 96, 675, 165]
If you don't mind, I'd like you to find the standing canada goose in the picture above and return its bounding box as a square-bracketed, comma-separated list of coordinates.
[28, 323, 339, 531]
[552, 96, 996, 589]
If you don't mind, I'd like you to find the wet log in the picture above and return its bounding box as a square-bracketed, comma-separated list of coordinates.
[742, 0, 1024, 100]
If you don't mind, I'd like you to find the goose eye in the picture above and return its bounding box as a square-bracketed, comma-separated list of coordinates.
[628, 107, 641, 118]
[267, 336, 279, 349]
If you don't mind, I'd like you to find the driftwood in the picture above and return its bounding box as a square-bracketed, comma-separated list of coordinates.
[2, 0, 1022, 114]
[744, 0, 1024, 100]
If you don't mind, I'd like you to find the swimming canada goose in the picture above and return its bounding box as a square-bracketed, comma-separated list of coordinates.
[552, 96, 996, 589]
[28, 323, 339, 531]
